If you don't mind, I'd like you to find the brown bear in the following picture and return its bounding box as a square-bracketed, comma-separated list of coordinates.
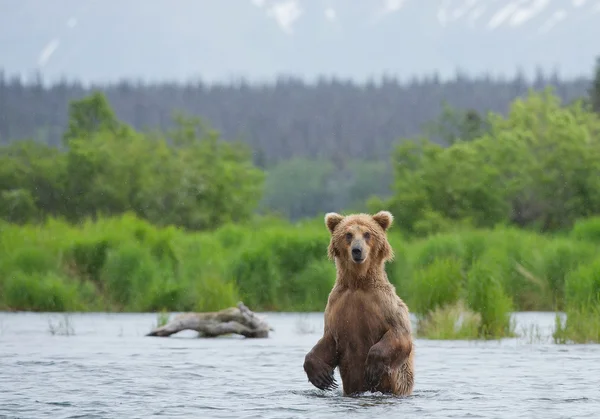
[303, 210, 414, 397]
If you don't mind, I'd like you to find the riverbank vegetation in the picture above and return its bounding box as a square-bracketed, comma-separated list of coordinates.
[2, 67, 600, 344]
[1, 214, 599, 344]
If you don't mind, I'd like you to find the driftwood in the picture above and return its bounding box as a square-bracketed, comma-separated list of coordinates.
[146, 302, 272, 338]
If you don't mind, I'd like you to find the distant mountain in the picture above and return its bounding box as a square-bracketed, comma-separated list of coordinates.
[1, 0, 599, 84]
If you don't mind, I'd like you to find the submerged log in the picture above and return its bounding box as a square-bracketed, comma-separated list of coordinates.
[146, 302, 272, 338]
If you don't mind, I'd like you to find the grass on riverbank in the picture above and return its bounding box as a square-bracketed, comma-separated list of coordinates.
[552, 255, 600, 344]
[1, 213, 599, 343]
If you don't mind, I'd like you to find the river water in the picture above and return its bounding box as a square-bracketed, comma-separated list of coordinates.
[0, 311, 598, 419]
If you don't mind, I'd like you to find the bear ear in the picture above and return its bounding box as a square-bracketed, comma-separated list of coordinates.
[325, 212, 344, 234]
[372, 211, 393, 231]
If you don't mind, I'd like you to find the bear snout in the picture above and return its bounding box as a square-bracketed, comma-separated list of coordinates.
[351, 247, 364, 262]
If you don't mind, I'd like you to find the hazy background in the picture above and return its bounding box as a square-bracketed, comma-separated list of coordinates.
[1, 0, 599, 84]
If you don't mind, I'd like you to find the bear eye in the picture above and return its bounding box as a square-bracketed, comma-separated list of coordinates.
[345, 232, 353, 241]
[364, 232, 371, 240]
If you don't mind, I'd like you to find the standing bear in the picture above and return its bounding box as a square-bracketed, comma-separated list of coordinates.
[303, 210, 414, 396]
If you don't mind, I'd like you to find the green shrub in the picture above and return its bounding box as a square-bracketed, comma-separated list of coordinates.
[554, 241, 600, 344]
[100, 242, 159, 309]
[536, 239, 597, 310]
[142, 273, 195, 312]
[228, 226, 329, 311]
[410, 233, 466, 268]
[176, 235, 238, 312]
[480, 231, 548, 311]
[564, 259, 600, 310]
[2, 246, 58, 275]
[554, 307, 600, 344]
[213, 223, 252, 249]
[466, 259, 515, 338]
[285, 259, 336, 311]
[2, 272, 83, 311]
[409, 257, 464, 315]
[3, 212, 600, 345]
[67, 239, 111, 282]
[192, 277, 239, 312]
[385, 235, 412, 295]
[460, 230, 490, 271]
[571, 217, 600, 242]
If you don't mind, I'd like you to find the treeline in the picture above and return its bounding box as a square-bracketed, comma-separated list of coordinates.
[3, 58, 600, 221]
[3, 87, 600, 235]
[374, 89, 600, 236]
[0, 91, 398, 226]
[0, 93, 264, 230]
[0, 66, 597, 165]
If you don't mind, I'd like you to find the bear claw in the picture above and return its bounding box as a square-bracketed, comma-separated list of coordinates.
[365, 363, 385, 390]
[311, 371, 338, 391]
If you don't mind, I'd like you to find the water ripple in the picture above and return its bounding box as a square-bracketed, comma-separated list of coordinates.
[0, 312, 599, 418]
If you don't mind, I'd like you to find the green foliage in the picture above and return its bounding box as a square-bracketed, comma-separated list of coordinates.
[4, 84, 600, 344]
[0, 214, 239, 312]
[401, 234, 514, 339]
[570, 216, 600, 242]
[563, 259, 600, 311]
[0, 189, 38, 223]
[3, 246, 58, 275]
[67, 238, 111, 283]
[8, 87, 600, 232]
[554, 308, 600, 344]
[535, 239, 596, 309]
[408, 258, 463, 315]
[101, 242, 158, 308]
[62, 91, 124, 145]
[0, 140, 67, 223]
[384, 226, 600, 340]
[0, 92, 264, 231]
[384, 88, 600, 236]
[553, 258, 600, 343]
[465, 260, 515, 338]
[0, 213, 599, 343]
[3, 272, 84, 312]
[227, 224, 332, 311]
[410, 234, 467, 268]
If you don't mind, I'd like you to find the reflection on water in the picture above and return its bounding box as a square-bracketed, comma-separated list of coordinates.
[0, 311, 599, 418]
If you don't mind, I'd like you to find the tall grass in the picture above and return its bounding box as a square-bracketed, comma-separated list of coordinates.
[553, 256, 600, 343]
[1, 213, 600, 343]
[0, 213, 238, 313]
[227, 225, 333, 311]
[397, 224, 600, 341]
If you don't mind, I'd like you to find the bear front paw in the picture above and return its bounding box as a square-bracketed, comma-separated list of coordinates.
[365, 347, 388, 390]
[304, 356, 338, 391]
[364, 360, 386, 391]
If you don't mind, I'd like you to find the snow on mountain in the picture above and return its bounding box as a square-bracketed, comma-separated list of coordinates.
[0, 0, 598, 84]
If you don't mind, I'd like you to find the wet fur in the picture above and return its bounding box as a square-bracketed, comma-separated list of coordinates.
[303, 211, 414, 396]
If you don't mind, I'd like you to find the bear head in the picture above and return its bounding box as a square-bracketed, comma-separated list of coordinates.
[324, 211, 394, 271]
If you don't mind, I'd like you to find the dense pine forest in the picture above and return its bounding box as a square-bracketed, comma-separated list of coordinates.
[0, 68, 596, 162]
